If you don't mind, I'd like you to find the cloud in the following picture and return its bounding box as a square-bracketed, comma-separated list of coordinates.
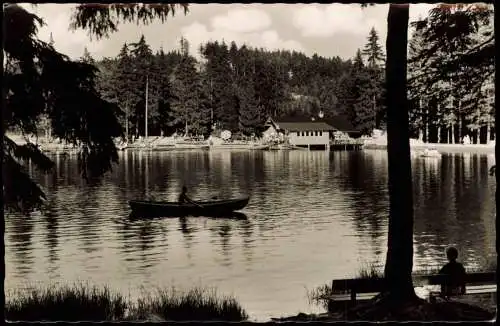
[292, 4, 382, 38]
[211, 8, 272, 33]
[15, 3, 440, 62]
[18, 3, 105, 59]
[292, 4, 438, 38]
[181, 18, 304, 58]
[409, 4, 437, 23]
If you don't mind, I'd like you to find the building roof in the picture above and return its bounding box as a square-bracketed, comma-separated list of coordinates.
[322, 116, 359, 133]
[275, 121, 337, 132]
[271, 114, 359, 133]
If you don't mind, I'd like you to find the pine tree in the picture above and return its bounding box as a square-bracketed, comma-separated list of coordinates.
[112, 43, 139, 140]
[129, 35, 155, 137]
[236, 64, 261, 135]
[201, 41, 238, 131]
[154, 48, 173, 136]
[362, 27, 385, 68]
[353, 49, 364, 69]
[80, 47, 95, 64]
[345, 50, 376, 135]
[360, 29, 387, 130]
[191, 70, 212, 136]
[169, 39, 202, 136]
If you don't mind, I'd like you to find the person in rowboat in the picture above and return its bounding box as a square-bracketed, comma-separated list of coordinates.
[178, 186, 203, 208]
[178, 186, 193, 204]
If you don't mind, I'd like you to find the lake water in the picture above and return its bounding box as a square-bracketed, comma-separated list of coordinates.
[5, 150, 496, 321]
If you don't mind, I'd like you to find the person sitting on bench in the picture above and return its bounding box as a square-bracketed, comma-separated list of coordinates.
[438, 247, 466, 298]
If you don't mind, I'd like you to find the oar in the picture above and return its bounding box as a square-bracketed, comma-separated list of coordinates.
[193, 201, 204, 209]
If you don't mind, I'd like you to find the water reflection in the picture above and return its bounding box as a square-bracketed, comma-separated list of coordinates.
[42, 201, 59, 271]
[8, 215, 35, 277]
[4, 149, 496, 321]
[412, 153, 495, 270]
[342, 151, 389, 259]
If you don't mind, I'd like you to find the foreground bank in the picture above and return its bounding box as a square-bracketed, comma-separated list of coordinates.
[5, 281, 495, 322]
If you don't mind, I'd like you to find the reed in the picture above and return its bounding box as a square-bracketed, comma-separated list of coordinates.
[5, 282, 127, 321]
[128, 286, 248, 321]
[5, 283, 248, 322]
[307, 263, 383, 309]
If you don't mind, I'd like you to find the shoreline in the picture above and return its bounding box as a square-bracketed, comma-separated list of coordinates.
[364, 143, 495, 154]
[6, 133, 496, 154]
[38, 143, 495, 154]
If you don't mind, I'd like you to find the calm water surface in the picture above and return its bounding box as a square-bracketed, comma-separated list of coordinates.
[5, 150, 496, 321]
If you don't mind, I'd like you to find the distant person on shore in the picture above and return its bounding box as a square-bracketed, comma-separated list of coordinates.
[438, 247, 467, 298]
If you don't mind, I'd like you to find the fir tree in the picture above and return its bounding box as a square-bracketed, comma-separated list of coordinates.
[169, 39, 202, 136]
[362, 27, 385, 68]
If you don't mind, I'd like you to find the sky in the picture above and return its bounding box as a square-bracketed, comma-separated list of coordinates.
[20, 3, 438, 61]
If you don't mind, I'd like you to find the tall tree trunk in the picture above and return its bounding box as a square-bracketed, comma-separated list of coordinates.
[436, 104, 441, 143]
[452, 124, 455, 144]
[458, 115, 462, 143]
[384, 3, 417, 300]
[424, 106, 429, 143]
[496, 68, 499, 311]
[486, 119, 491, 143]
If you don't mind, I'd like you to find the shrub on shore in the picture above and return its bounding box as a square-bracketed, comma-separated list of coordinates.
[5, 283, 248, 322]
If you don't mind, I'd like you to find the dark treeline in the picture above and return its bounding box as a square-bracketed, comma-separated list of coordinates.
[76, 5, 494, 144]
[408, 6, 494, 144]
[84, 28, 386, 140]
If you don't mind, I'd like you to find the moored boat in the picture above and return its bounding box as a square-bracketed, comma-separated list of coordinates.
[419, 148, 442, 158]
[174, 140, 210, 150]
[210, 142, 269, 150]
[129, 197, 250, 217]
[267, 144, 308, 151]
[150, 145, 176, 151]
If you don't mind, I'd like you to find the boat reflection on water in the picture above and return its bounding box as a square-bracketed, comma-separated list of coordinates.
[129, 211, 249, 220]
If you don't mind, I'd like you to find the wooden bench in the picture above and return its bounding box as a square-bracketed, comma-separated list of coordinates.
[327, 272, 496, 312]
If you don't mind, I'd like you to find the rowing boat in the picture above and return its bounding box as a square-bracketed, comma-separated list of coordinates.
[129, 197, 250, 217]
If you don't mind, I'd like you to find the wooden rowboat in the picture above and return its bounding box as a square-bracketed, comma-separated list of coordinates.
[129, 197, 250, 217]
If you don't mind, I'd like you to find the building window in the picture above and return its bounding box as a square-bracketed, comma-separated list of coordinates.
[307, 131, 310, 136]
[319, 131, 323, 136]
[301, 131, 304, 136]
[315, 131, 318, 136]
